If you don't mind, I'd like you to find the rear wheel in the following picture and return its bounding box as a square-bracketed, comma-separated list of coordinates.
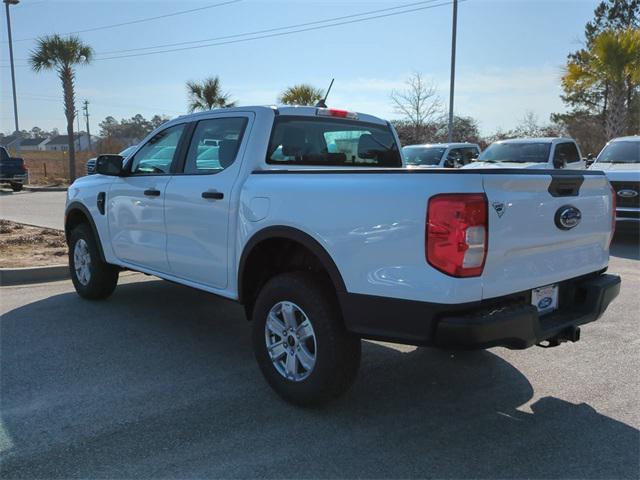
[252, 272, 361, 406]
[10, 183, 22, 192]
[69, 224, 119, 300]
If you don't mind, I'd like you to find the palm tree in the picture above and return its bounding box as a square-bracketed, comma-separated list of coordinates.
[186, 76, 236, 112]
[563, 28, 640, 139]
[278, 84, 324, 106]
[30, 35, 93, 182]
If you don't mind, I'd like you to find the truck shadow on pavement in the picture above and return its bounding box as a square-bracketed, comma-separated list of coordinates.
[610, 230, 639, 260]
[1, 279, 638, 479]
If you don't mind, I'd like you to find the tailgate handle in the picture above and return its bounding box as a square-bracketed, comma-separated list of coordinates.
[548, 175, 584, 197]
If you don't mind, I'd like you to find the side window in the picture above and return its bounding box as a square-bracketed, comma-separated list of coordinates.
[129, 124, 186, 175]
[184, 117, 248, 174]
[460, 147, 479, 164]
[554, 142, 580, 163]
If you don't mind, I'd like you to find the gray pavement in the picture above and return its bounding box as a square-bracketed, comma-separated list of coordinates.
[0, 234, 638, 478]
[0, 191, 66, 230]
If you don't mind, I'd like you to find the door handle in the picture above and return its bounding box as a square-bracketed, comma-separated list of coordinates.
[144, 189, 161, 197]
[202, 191, 224, 200]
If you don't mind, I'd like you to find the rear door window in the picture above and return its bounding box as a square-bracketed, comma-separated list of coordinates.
[267, 117, 401, 167]
[183, 117, 248, 174]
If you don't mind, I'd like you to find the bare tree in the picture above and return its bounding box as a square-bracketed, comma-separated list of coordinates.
[391, 72, 441, 143]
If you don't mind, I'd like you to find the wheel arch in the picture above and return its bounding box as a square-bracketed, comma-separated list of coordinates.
[65, 202, 107, 262]
[238, 226, 347, 307]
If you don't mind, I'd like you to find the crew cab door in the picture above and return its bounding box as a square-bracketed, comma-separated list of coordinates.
[108, 123, 188, 273]
[164, 113, 252, 288]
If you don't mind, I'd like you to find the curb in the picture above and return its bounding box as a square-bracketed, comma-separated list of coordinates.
[0, 264, 69, 286]
[24, 185, 68, 192]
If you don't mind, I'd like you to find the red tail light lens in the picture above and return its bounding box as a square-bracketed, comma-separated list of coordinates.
[609, 183, 616, 245]
[426, 193, 488, 277]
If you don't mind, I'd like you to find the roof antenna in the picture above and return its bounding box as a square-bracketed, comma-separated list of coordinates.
[315, 78, 334, 108]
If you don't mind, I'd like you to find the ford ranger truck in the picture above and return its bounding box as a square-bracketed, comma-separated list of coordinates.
[64, 106, 620, 406]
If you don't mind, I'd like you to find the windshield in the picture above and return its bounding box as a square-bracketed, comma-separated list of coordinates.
[479, 142, 551, 163]
[597, 141, 640, 164]
[402, 146, 446, 166]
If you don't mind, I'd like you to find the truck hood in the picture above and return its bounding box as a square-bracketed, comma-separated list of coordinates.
[590, 163, 640, 182]
[462, 161, 548, 169]
[589, 162, 640, 172]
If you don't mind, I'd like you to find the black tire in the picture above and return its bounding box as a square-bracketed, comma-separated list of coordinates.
[68, 224, 119, 300]
[252, 272, 361, 406]
[10, 183, 22, 192]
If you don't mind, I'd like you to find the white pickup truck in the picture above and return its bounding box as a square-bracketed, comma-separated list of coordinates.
[65, 106, 620, 405]
[464, 137, 586, 170]
[589, 135, 640, 230]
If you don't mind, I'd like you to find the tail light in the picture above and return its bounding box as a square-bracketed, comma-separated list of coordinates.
[609, 183, 616, 246]
[426, 193, 488, 277]
[316, 108, 358, 119]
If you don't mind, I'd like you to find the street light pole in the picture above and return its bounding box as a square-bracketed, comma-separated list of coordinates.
[447, 0, 458, 143]
[4, 0, 20, 153]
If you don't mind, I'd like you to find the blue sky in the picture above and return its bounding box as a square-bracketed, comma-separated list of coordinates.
[1, 0, 599, 136]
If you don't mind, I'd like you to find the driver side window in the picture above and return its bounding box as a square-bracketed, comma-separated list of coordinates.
[129, 124, 186, 175]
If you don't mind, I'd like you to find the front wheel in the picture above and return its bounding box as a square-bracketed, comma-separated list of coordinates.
[251, 272, 361, 406]
[10, 183, 22, 192]
[69, 224, 119, 300]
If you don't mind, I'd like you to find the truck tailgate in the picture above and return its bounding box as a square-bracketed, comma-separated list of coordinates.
[482, 172, 612, 300]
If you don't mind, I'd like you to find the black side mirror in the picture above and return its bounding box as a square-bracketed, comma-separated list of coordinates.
[96, 154, 125, 176]
[584, 153, 594, 167]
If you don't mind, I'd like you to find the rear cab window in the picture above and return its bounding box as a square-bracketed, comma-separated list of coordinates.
[267, 116, 402, 167]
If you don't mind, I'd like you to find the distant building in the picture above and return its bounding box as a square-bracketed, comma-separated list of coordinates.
[45, 133, 96, 152]
[0, 135, 21, 150]
[20, 137, 50, 151]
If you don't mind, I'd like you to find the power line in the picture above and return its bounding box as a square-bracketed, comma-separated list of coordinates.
[1, 0, 459, 65]
[93, 0, 462, 62]
[2, 0, 242, 43]
[95, 0, 445, 56]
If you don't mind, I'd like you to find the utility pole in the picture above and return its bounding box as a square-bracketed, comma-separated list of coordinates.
[76, 104, 81, 151]
[447, 0, 458, 143]
[83, 100, 92, 150]
[4, 0, 20, 154]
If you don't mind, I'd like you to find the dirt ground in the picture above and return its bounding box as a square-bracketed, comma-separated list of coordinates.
[0, 220, 67, 268]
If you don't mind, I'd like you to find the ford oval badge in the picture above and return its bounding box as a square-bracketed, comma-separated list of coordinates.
[538, 297, 553, 309]
[617, 189, 638, 198]
[555, 205, 582, 230]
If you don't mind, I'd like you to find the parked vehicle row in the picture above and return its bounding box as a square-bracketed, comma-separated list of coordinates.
[65, 105, 620, 406]
[0, 146, 27, 191]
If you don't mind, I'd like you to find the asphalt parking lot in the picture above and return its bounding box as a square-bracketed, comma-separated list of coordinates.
[0, 190, 66, 230]
[0, 230, 638, 478]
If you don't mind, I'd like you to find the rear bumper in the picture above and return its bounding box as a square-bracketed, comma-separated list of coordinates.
[340, 273, 620, 349]
[0, 174, 26, 183]
[436, 274, 620, 349]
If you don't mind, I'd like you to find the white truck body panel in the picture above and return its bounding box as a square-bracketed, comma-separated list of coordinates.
[66, 106, 614, 306]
